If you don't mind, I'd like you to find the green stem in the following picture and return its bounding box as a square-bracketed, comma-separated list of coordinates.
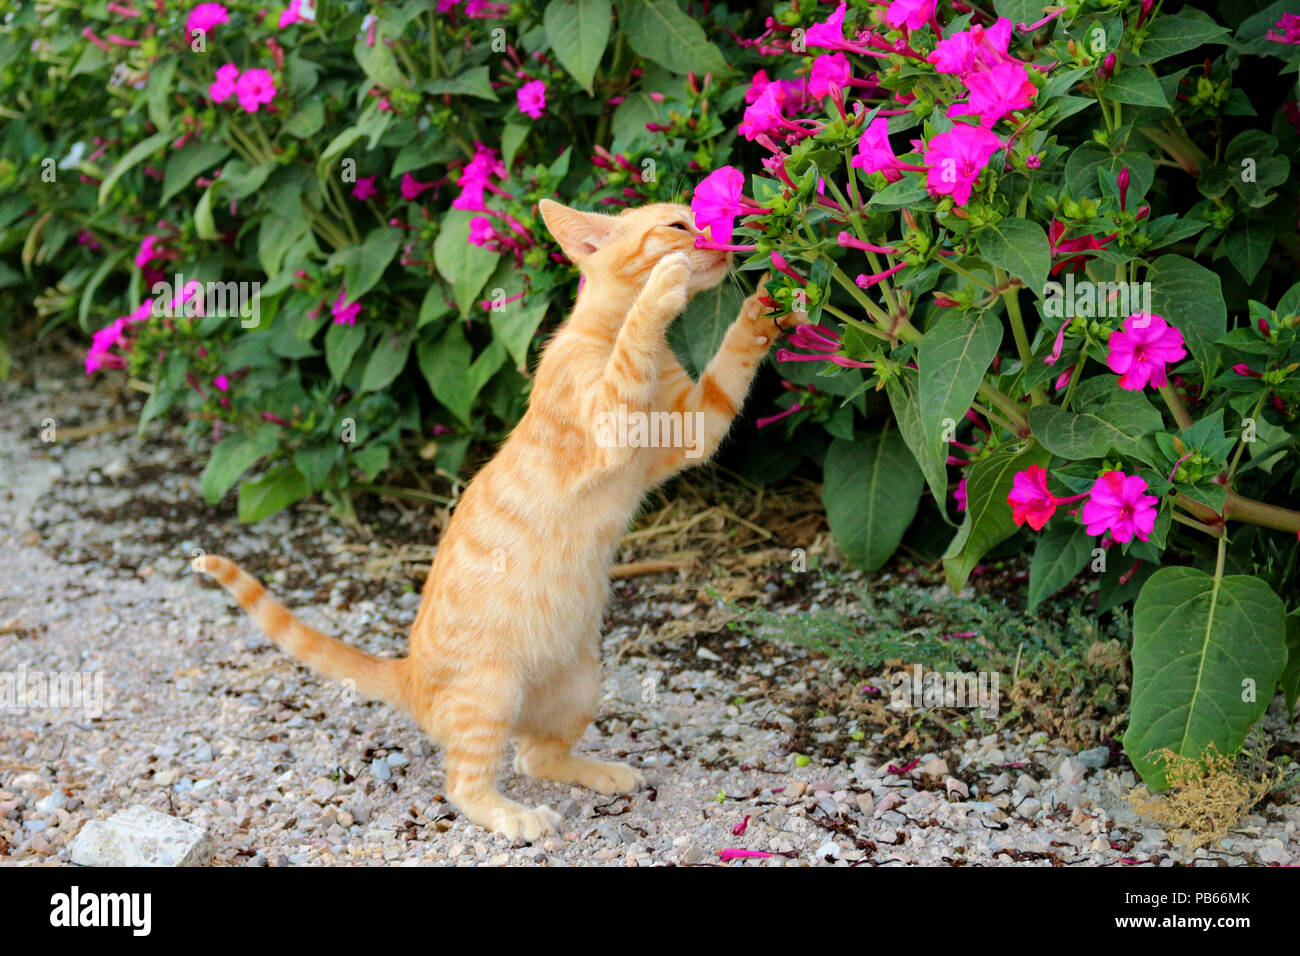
[1158, 384, 1195, 430]
[997, 270, 1045, 406]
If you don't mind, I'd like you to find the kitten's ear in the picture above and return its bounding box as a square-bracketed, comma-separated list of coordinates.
[538, 199, 617, 262]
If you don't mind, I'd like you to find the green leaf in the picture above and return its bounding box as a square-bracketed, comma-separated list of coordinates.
[434, 209, 501, 317]
[1028, 523, 1094, 610]
[1028, 393, 1163, 462]
[282, 99, 325, 139]
[975, 218, 1049, 293]
[417, 323, 506, 423]
[1133, 14, 1230, 62]
[917, 310, 1002, 506]
[942, 441, 1051, 591]
[1064, 144, 1154, 203]
[195, 185, 220, 240]
[1148, 254, 1226, 379]
[359, 331, 412, 392]
[237, 462, 312, 523]
[1124, 568, 1287, 790]
[622, 0, 728, 76]
[1225, 218, 1274, 283]
[822, 428, 925, 572]
[1106, 68, 1170, 108]
[98, 129, 172, 205]
[501, 122, 529, 169]
[423, 66, 499, 101]
[200, 426, 279, 504]
[258, 213, 310, 278]
[354, 31, 404, 87]
[293, 445, 341, 492]
[344, 226, 403, 301]
[161, 140, 230, 205]
[666, 281, 743, 377]
[1282, 613, 1300, 720]
[544, 0, 611, 94]
[221, 159, 273, 199]
[147, 55, 177, 132]
[489, 295, 550, 369]
[325, 322, 366, 383]
[886, 368, 950, 522]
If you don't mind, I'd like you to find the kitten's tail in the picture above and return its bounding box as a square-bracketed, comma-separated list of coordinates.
[196, 554, 407, 709]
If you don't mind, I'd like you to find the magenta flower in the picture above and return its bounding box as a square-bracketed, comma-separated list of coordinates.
[954, 476, 968, 512]
[402, 172, 435, 202]
[331, 287, 361, 326]
[235, 68, 277, 113]
[1105, 313, 1186, 390]
[451, 142, 508, 211]
[923, 124, 1004, 206]
[517, 79, 546, 119]
[851, 117, 912, 181]
[186, 2, 229, 36]
[468, 216, 496, 247]
[1266, 13, 1300, 44]
[805, 2, 853, 51]
[718, 848, 778, 861]
[928, 18, 1013, 75]
[209, 62, 239, 104]
[1081, 471, 1158, 543]
[691, 166, 745, 244]
[739, 81, 788, 140]
[778, 324, 872, 369]
[808, 53, 850, 99]
[947, 61, 1037, 128]
[135, 234, 162, 268]
[351, 175, 378, 201]
[213, 374, 231, 392]
[885, 0, 935, 32]
[1007, 464, 1057, 530]
[278, 0, 309, 28]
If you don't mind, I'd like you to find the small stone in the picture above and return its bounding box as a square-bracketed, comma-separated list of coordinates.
[10, 773, 44, 793]
[70, 805, 214, 867]
[855, 793, 874, 816]
[35, 791, 67, 815]
[920, 758, 949, 778]
[1076, 746, 1110, 769]
[815, 840, 841, 860]
[1257, 842, 1290, 865]
[986, 772, 1011, 795]
[371, 759, 391, 782]
[874, 791, 905, 815]
[1057, 757, 1087, 786]
[386, 753, 409, 769]
[945, 777, 969, 800]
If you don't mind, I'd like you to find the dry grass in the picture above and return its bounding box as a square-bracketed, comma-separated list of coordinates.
[1128, 746, 1283, 850]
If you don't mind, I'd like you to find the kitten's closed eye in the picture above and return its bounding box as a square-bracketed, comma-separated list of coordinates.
[667, 221, 692, 232]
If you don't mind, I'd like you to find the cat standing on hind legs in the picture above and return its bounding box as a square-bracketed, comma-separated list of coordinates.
[197, 198, 794, 840]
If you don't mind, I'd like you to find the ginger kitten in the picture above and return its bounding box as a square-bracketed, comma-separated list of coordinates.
[198, 199, 783, 840]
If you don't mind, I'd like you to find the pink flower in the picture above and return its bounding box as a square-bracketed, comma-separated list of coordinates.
[352, 175, 377, 201]
[209, 62, 239, 103]
[278, 0, 309, 28]
[885, 0, 935, 32]
[778, 324, 872, 369]
[808, 53, 850, 99]
[1007, 464, 1056, 530]
[468, 216, 496, 247]
[135, 234, 162, 268]
[235, 68, 277, 113]
[213, 374, 231, 392]
[1081, 471, 1158, 543]
[402, 172, 435, 201]
[923, 124, 1004, 206]
[186, 2, 229, 36]
[718, 848, 778, 861]
[738, 81, 788, 140]
[517, 79, 546, 120]
[1266, 13, 1300, 44]
[928, 18, 1013, 75]
[331, 287, 361, 325]
[1105, 313, 1186, 390]
[954, 476, 968, 511]
[691, 166, 745, 244]
[947, 61, 1037, 128]
[851, 117, 904, 181]
[805, 1, 853, 51]
[451, 142, 507, 211]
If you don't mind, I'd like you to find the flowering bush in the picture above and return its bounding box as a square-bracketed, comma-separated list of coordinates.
[692, 0, 1300, 786]
[4, 0, 1300, 786]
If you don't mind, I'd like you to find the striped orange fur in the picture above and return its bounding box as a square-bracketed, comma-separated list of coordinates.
[198, 201, 787, 841]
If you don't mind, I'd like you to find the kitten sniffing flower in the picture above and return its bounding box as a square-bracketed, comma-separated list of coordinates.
[197, 200, 797, 840]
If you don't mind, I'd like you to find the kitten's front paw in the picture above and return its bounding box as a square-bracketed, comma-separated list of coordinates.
[574, 758, 646, 795]
[647, 252, 690, 315]
[490, 804, 563, 843]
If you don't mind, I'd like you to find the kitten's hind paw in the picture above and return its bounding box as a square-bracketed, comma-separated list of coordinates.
[490, 804, 563, 843]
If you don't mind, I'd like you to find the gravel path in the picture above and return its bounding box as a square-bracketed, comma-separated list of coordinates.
[2, 360, 1298, 866]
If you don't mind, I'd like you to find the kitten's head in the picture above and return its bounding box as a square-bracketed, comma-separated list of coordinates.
[538, 199, 731, 296]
